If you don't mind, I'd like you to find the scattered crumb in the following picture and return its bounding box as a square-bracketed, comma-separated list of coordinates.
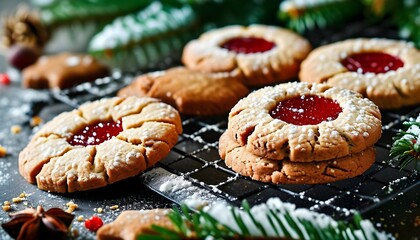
[19, 192, 27, 198]
[0, 145, 6, 157]
[72, 228, 79, 237]
[2, 205, 11, 212]
[30, 116, 43, 127]
[4, 201, 10, 206]
[77, 215, 84, 222]
[110, 205, 119, 210]
[11, 125, 21, 134]
[415, 216, 420, 228]
[66, 201, 78, 213]
[410, 202, 417, 208]
[97, 207, 103, 213]
[12, 197, 24, 203]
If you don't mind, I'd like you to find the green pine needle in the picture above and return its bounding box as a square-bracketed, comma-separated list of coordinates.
[268, 208, 293, 239]
[242, 200, 268, 237]
[230, 206, 250, 236]
[88, 1, 199, 71]
[138, 198, 392, 239]
[278, 0, 363, 33]
[390, 118, 420, 170]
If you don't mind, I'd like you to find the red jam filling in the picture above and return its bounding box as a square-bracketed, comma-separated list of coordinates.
[68, 120, 123, 146]
[341, 52, 404, 74]
[221, 37, 275, 54]
[270, 95, 342, 125]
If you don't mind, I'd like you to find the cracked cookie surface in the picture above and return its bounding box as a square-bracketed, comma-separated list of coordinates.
[19, 96, 182, 193]
[219, 131, 375, 184]
[228, 82, 381, 162]
[118, 67, 249, 116]
[299, 38, 420, 109]
[182, 25, 311, 87]
[23, 52, 110, 89]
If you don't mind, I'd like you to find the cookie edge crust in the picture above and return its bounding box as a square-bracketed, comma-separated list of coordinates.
[219, 131, 376, 184]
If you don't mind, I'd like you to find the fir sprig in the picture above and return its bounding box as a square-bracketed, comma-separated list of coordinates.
[278, 0, 363, 33]
[393, 0, 420, 48]
[390, 119, 420, 170]
[138, 198, 392, 240]
[88, 1, 199, 71]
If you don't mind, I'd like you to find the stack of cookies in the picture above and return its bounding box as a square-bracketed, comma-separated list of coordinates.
[219, 82, 382, 184]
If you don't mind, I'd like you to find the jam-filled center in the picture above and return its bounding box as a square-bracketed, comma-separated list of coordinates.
[270, 95, 342, 125]
[221, 37, 276, 54]
[68, 120, 123, 146]
[341, 52, 404, 74]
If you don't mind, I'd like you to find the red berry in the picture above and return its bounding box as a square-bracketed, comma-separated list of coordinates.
[7, 44, 40, 70]
[0, 73, 11, 85]
[84, 216, 103, 232]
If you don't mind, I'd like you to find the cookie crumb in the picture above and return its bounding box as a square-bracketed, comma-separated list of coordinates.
[110, 205, 119, 210]
[4, 201, 10, 206]
[66, 201, 78, 213]
[0, 145, 7, 157]
[97, 207, 103, 213]
[11, 125, 22, 134]
[77, 215, 84, 222]
[19, 192, 27, 198]
[72, 228, 79, 237]
[12, 197, 24, 203]
[2, 205, 11, 212]
[414, 216, 420, 228]
[30, 116, 43, 127]
[410, 202, 417, 208]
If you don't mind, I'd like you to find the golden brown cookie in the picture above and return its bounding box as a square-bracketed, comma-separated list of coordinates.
[182, 25, 311, 87]
[118, 67, 249, 116]
[219, 131, 376, 184]
[97, 209, 175, 240]
[219, 82, 381, 184]
[299, 38, 420, 109]
[227, 82, 382, 162]
[22, 52, 109, 89]
[19, 96, 182, 193]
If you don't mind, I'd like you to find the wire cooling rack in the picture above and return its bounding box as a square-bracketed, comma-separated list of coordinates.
[51, 20, 420, 221]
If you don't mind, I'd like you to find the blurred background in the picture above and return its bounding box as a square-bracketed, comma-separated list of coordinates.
[0, 0, 418, 72]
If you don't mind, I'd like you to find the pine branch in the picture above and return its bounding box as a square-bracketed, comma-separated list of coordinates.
[278, 0, 363, 33]
[141, 198, 393, 240]
[390, 115, 420, 170]
[88, 1, 200, 71]
[393, 1, 420, 48]
[38, 0, 153, 26]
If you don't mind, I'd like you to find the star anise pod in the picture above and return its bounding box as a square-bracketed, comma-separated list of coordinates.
[1, 205, 74, 240]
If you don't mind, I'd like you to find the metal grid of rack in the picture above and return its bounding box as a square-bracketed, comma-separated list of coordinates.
[51, 20, 420, 221]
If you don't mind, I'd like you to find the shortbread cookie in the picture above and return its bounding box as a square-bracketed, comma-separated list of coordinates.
[182, 25, 311, 87]
[19, 96, 182, 193]
[23, 52, 109, 89]
[299, 38, 420, 109]
[219, 131, 375, 184]
[118, 67, 249, 116]
[227, 82, 381, 162]
[97, 209, 174, 240]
